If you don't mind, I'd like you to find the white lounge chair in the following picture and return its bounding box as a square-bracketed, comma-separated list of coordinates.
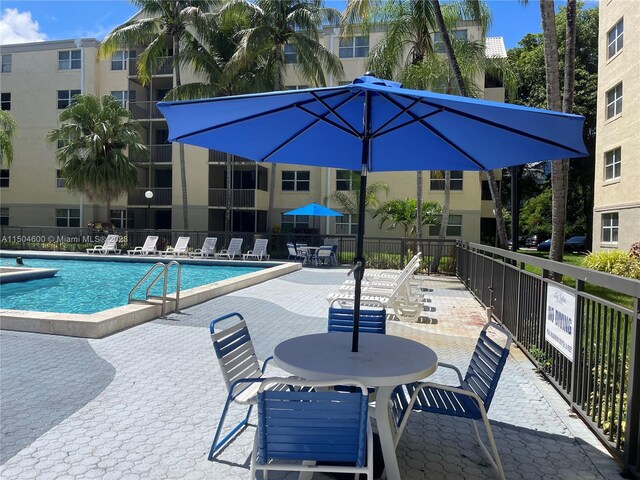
[242, 239, 269, 261]
[161, 236, 190, 257]
[191, 237, 217, 258]
[86, 234, 121, 255]
[214, 238, 243, 260]
[127, 235, 159, 256]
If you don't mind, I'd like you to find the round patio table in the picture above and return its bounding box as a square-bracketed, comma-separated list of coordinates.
[274, 332, 438, 480]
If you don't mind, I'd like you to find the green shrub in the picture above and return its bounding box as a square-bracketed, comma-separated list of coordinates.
[582, 250, 640, 280]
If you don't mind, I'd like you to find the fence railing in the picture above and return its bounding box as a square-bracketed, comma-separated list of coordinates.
[128, 101, 164, 120]
[208, 189, 256, 208]
[0, 226, 457, 273]
[456, 241, 640, 477]
[130, 144, 172, 164]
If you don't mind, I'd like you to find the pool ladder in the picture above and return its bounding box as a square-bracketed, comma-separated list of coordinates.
[128, 261, 182, 317]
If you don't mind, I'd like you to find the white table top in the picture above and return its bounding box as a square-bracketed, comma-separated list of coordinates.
[274, 332, 438, 387]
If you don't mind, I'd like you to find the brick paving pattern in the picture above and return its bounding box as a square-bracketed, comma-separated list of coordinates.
[0, 268, 621, 479]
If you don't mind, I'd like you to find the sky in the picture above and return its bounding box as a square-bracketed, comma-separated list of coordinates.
[0, 0, 599, 50]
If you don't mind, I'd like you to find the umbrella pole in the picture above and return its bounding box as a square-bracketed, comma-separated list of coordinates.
[352, 90, 372, 353]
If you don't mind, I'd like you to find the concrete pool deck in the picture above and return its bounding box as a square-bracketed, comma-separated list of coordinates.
[0, 250, 301, 338]
[0, 268, 622, 479]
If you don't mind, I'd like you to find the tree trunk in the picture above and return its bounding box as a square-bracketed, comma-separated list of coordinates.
[488, 170, 508, 248]
[173, 36, 189, 230]
[266, 50, 284, 233]
[431, 170, 451, 272]
[225, 153, 232, 232]
[540, 0, 567, 268]
[416, 171, 423, 244]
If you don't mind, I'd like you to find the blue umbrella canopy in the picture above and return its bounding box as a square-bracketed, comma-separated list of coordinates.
[284, 202, 343, 217]
[158, 75, 588, 352]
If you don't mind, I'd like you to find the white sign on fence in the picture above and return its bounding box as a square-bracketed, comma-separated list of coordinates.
[545, 284, 576, 361]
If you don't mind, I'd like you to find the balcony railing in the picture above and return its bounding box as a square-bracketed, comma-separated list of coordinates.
[128, 187, 172, 206]
[209, 188, 256, 208]
[129, 101, 164, 120]
[130, 145, 172, 164]
[208, 150, 255, 165]
[128, 57, 173, 77]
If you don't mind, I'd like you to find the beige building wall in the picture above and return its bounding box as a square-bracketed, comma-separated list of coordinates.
[593, 0, 640, 251]
[1, 24, 505, 244]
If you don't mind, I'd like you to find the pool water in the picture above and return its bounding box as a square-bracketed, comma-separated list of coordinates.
[0, 257, 262, 314]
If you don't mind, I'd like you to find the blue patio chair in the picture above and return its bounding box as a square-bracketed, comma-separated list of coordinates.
[286, 242, 305, 262]
[208, 312, 284, 460]
[391, 322, 512, 480]
[328, 299, 386, 334]
[250, 377, 374, 479]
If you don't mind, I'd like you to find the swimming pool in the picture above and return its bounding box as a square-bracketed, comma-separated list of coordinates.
[0, 257, 262, 314]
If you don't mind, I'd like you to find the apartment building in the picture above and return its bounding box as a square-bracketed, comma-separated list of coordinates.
[0, 22, 506, 243]
[592, 1, 640, 251]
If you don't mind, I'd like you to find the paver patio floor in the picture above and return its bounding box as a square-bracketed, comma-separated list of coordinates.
[0, 268, 622, 479]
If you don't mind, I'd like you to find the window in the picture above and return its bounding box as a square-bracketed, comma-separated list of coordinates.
[58, 90, 81, 109]
[608, 19, 623, 59]
[1, 54, 11, 73]
[282, 170, 310, 191]
[56, 208, 80, 227]
[604, 148, 621, 181]
[429, 214, 463, 237]
[434, 30, 468, 53]
[430, 171, 463, 190]
[111, 50, 135, 70]
[339, 36, 369, 58]
[58, 50, 81, 70]
[0, 208, 8, 226]
[110, 90, 136, 107]
[606, 83, 622, 119]
[601, 213, 618, 243]
[336, 170, 356, 191]
[284, 45, 297, 64]
[336, 214, 358, 235]
[281, 214, 309, 231]
[56, 170, 66, 188]
[0, 169, 9, 187]
[110, 209, 127, 228]
[1, 92, 10, 111]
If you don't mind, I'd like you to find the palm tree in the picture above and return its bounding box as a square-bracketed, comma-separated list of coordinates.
[223, 0, 344, 231]
[100, 0, 218, 230]
[0, 110, 17, 167]
[373, 198, 442, 237]
[47, 95, 147, 225]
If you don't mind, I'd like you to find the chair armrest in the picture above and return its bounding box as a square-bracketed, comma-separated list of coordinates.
[436, 362, 464, 384]
[261, 355, 274, 373]
[228, 377, 264, 401]
[414, 381, 485, 410]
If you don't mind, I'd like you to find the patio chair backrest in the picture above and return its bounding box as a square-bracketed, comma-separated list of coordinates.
[201, 237, 217, 254]
[257, 377, 369, 467]
[316, 246, 333, 259]
[328, 299, 386, 334]
[463, 323, 512, 410]
[210, 313, 262, 394]
[252, 238, 268, 255]
[142, 236, 158, 251]
[287, 243, 298, 256]
[174, 236, 190, 252]
[227, 238, 243, 255]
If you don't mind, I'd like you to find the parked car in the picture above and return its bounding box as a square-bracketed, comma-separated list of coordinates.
[564, 235, 587, 252]
[525, 235, 545, 248]
[536, 239, 551, 251]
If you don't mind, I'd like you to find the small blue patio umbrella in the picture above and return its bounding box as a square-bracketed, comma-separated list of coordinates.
[158, 75, 587, 352]
[284, 202, 343, 217]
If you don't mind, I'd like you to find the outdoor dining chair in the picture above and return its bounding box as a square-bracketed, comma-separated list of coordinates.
[250, 377, 374, 480]
[208, 312, 286, 460]
[328, 299, 386, 334]
[390, 322, 512, 480]
[286, 242, 305, 262]
[312, 245, 334, 266]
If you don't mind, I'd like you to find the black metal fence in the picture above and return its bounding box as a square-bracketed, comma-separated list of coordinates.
[456, 241, 640, 477]
[0, 226, 457, 273]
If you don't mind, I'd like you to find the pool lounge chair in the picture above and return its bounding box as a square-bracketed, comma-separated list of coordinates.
[214, 238, 243, 260]
[191, 237, 217, 258]
[161, 236, 190, 257]
[242, 239, 269, 261]
[86, 234, 121, 255]
[127, 236, 159, 256]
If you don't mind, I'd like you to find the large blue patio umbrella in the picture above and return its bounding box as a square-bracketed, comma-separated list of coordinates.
[158, 75, 587, 352]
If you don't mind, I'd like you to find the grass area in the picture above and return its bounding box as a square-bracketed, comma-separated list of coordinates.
[518, 250, 635, 310]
